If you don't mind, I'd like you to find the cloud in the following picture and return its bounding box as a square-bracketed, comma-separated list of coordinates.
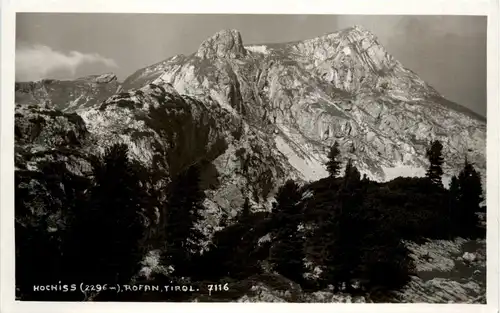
[15, 44, 118, 81]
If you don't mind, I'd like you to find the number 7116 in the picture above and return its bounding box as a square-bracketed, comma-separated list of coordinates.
[207, 283, 229, 296]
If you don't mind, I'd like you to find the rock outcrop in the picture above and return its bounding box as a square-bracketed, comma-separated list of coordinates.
[13, 26, 487, 304]
[196, 29, 247, 59]
[15, 80, 296, 240]
[120, 26, 485, 186]
[15, 25, 487, 238]
[15, 73, 121, 112]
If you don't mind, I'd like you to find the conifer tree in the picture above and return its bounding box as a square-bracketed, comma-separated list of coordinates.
[163, 164, 206, 276]
[458, 159, 483, 210]
[326, 160, 363, 290]
[343, 158, 361, 189]
[68, 144, 145, 289]
[239, 197, 252, 222]
[306, 160, 364, 290]
[456, 159, 483, 233]
[448, 175, 460, 235]
[273, 180, 302, 217]
[449, 176, 460, 202]
[303, 186, 338, 280]
[326, 141, 342, 178]
[425, 140, 444, 186]
[269, 180, 305, 283]
[362, 173, 369, 182]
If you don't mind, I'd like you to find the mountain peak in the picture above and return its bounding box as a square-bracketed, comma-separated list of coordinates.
[335, 24, 380, 45]
[76, 72, 118, 84]
[301, 25, 382, 54]
[196, 29, 247, 59]
[348, 24, 374, 35]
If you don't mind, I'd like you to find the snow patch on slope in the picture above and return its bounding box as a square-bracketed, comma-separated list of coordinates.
[274, 136, 328, 182]
[381, 163, 452, 186]
[245, 45, 270, 55]
[381, 164, 426, 181]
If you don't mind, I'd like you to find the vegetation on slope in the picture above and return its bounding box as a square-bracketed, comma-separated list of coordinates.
[15, 133, 485, 302]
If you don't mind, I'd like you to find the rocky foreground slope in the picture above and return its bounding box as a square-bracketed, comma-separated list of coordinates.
[14, 25, 487, 302]
[224, 236, 485, 303]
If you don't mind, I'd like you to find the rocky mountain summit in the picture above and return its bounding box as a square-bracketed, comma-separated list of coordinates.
[196, 29, 247, 59]
[15, 24, 487, 228]
[15, 25, 486, 216]
[14, 26, 487, 303]
[120, 26, 486, 185]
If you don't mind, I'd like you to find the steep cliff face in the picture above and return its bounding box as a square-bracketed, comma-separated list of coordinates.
[121, 26, 486, 185]
[14, 25, 486, 234]
[15, 80, 297, 238]
[14, 25, 487, 303]
[79, 81, 296, 219]
[196, 29, 248, 59]
[15, 103, 93, 234]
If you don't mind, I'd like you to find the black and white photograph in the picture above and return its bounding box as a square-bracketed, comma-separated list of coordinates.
[1, 1, 499, 310]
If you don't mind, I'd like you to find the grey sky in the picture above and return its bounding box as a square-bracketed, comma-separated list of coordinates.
[16, 14, 487, 116]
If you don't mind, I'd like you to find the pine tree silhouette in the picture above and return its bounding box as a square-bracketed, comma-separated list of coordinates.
[448, 175, 460, 236]
[67, 144, 145, 292]
[304, 188, 338, 286]
[327, 160, 363, 291]
[362, 173, 369, 182]
[269, 180, 305, 283]
[162, 164, 206, 277]
[343, 159, 361, 189]
[326, 141, 342, 178]
[456, 159, 483, 235]
[273, 180, 302, 216]
[425, 140, 444, 187]
[449, 176, 460, 202]
[239, 197, 252, 222]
